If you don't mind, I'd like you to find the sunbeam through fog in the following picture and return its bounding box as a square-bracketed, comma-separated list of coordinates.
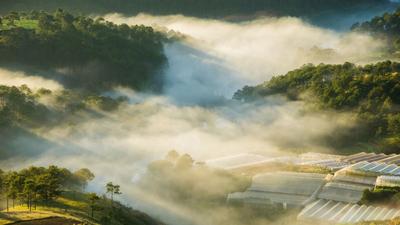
[0, 9, 397, 225]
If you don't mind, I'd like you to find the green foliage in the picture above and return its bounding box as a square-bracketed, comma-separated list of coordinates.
[0, 85, 126, 130]
[359, 187, 400, 207]
[0, 0, 387, 18]
[0, 85, 49, 128]
[105, 182, 121, 205]
[352, 7, 400, 55]
[0, 84, 127, 159]
[0, 167, 164, 225]
[58, 190, 164, 225]
[0, 166, 95, 211]
[140, 152, 251, 205]
[234, 61, 400, 152]
[0, 10, 166, 92]
[139, 152, 299, 224]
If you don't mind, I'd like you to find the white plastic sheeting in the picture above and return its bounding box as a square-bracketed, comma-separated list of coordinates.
[227, 172, 327, 206]
[376, 176, 400, 187]
[300, 159, 350, 171]
[345, 161, 400, 176]
[317, 181, 371, 203]
[205, 153, 270, 169]
[332, 171, 377, 186]
[342, 152, 399, 164]
[298, 199, 400, 223]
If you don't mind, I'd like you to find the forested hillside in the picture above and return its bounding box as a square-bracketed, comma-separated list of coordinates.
[0, 0, 394, 19]
[0, 10, 166, 92]
[0, 84, 126, 158]
[0, 166, 165, 225]
[352, 7, 400, 54]
[234, 61, 400, 153]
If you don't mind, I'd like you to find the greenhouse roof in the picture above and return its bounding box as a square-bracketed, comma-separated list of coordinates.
[298, 199, 400, 223]
[345, 161, 400, 176]
[227, 172, 327, 206]
[317, 181, 371, 203]
[342, 152, 399, 164]
[205, 153, 269, 169]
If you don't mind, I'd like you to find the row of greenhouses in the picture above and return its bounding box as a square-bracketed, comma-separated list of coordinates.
[227, 172, 327, 207]
[298, 199, 400, 223]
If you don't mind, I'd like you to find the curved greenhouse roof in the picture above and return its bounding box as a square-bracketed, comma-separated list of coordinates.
[342, 152, 400, 164]
[205, 153, 269, 169]
[298, 199, 400, 223]
[344, 161, 400, 176]
[227, 172, 327, 206]
[317, 181, 371, 203]
[376, 175, 400, 187]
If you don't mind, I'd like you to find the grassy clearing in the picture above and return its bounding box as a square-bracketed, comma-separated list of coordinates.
[0, 192, 97, 225]
[0, 191, 161, 225]
[0, 206, 84, 225]
[0, 19, 38, 30]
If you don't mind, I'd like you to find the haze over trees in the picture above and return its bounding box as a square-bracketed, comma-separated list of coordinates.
[352, 7, 400, 55]
[138, 151, 300, 224]
[234, 61, 400, 153]
[0, 166, 164, 225]
[0, 10, 166, 92]
[0, 166, 94, 211]
[0, 0, 395, 19]
[0, 84, 127, 158]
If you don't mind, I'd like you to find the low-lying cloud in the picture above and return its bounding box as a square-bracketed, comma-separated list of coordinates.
[106, 14, 386, 87]
[0, 14, 389, 225]
[0, 68, 63, 90]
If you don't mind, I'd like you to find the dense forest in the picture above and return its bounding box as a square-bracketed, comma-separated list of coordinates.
[0, 84, 127, 158]
[234, 61, 400, 153]
[0, 0, 394, 19]
[0, 10, 166, 92]
[352, 7, 400, 54]
[0, 85, 126, 128]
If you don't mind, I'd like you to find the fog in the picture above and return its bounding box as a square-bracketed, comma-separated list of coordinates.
[0, 68, 63, 90]
[107, 14, 385, 86]
[0, 14, 390, 225]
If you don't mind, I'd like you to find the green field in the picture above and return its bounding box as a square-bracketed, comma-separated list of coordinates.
[0, 19, 38, 30]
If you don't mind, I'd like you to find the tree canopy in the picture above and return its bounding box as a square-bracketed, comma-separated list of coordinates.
[0, 0, 392, 19]
[352, 7, 400, 54]
[234, 61, 400, 153]
[0, 10, 166, 92]
[0, 85, 126, 130]
[0, 166, 95, 211]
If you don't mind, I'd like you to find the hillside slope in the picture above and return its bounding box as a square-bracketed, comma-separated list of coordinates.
[0, 191, 165, 225]
[0, 10, 166, 93]
[0, 166, 165, 225]
[234, 61, 400, 153]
